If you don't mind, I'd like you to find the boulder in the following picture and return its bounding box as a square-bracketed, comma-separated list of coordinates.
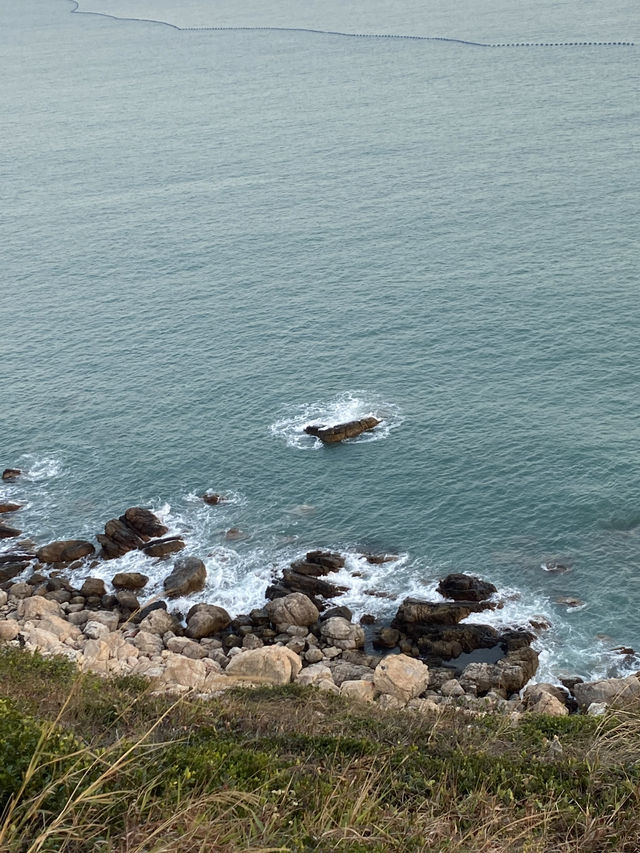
[527, 692, 568, 716]
[265, 593, 319, 630]
[572, 676, 640, 710]
[202, 493, 223, 505]
[132, 630, 164, 657]
[281, 569, 348, 600]
[0, 523, 22, 539]
[437, 573, 497, 602]
[80, 578, 107, 598]
[522, 683, 568, 708]
[138, 608, 181, 636]
[17, 596, 62, 621]
[98, 519, 145, 558]
[115, 590, 140, 611]
[225, 646, 302, 685]
[0, 554, 33, 583]
[340, 680, 376, 702]
[164, 556, 206, 598]
[0, 620, 20, 642]
[373, 654, 430, 703]
[112, 572, 149, 590]
[89, 611, 120, 632]
[329, 661, 375, 686]
[296, 663, 333, 686]
[36, 540, 95, 563]
[142, 537, 185, 558]
[186, 603, 231, 638]
[0, 590, 7, 607]
[122, 507, 168, 539]
[414, 624, 502, 659]
[373, 627, 401, 649]
[460, 663, 504, 696]
[304, 416, 381, 443]
[0, 503, 22, 514]
[2, 468, 21, 481]
[166, 636, 207, 659]
[305, 551, 345, 571]
[320, 617, 365, 650]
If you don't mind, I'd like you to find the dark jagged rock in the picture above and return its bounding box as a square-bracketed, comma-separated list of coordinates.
[202, 493, 223, 505]
[437, 573, 497, 602]
[0, 503, 22, 514]
[36, 540, 95, 564]
[415, 624, 502, 660]
[0, 522, 22, 539]
[0, 560, 31, 583]
[320, 605, 353, 622]
[122, 507, 168, 539]
[363, 553, 398, 564]
[132, 600, 167, 624]
[304, 416, 382, 443]
[2, 468, 21, 481]
[142, 536, 185, 558]
[393, 597, 495, 630]
[305, 551, 345, 571]
[164, 556, 207, 598]
[112, 572, 149, 590]
[98, 519, 145, 558]
[282, 569, 348, 600]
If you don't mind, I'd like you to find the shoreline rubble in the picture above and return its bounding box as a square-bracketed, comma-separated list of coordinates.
[0, 495, 638, 718]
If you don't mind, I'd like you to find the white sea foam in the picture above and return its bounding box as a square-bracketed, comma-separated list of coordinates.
[270, 391, 403, 450]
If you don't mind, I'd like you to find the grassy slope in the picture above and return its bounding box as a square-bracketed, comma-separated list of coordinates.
[0, 647, 639, 852]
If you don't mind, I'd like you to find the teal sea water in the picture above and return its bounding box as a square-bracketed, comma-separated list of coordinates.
[1, 0, 639, 681]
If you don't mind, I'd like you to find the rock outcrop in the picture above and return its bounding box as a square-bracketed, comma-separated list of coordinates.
[437, 573, 497, 602]
[164, 556, 207, 598]
[304, 416, 381, 443]
[36, 540, 95, 564]
[97, 507, 168, 559]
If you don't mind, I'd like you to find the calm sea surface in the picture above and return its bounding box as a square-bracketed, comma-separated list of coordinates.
[1, 0, 639, 680]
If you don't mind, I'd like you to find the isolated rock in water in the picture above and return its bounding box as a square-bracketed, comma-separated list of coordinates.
[186, 603, 232, 638]
[2, 468, 21, 481]
[437, 573, 497, 602]
[364, 553, 397, 564]
[164, 556, 207, 598]
[572, 676, 640, 710]
[373, 654, 430, 703]
[0, 522, 22, 539]
[142, 536, 185, 558]
[0, 503, 22, 514]
[305, 551, 345, 571]
[225, 646, 302, 685]
[265, 592, 319, 630]
[122, 507, 168, 539]
[36, 540, 95, 563]
[304, 416, 382, 443]
[112, 572, 149, 590]
[202, 493, 223, 505]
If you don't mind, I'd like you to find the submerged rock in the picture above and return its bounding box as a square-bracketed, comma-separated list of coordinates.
[2, 468, 21, 481]
[304, 416, 381, 443]
[0, 503, 22, 514]
[0, 522, 22, 539]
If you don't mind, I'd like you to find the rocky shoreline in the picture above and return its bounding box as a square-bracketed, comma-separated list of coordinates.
[2, 473, 639, 717]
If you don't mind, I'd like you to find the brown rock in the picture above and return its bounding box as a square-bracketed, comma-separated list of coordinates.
[98, 519, 145, 558]
[164, 556, 207, 598]
[186, 603, 232, 638]
[436, 573, 498, 603]
[0, 503, 22, 514]
[281, 569, 348, 600]
[265, 593, 319, 630]
[363, 553, 398, 564]
[116, 589, 140, 611]
[393, 597, 494, 629]
[142, 536, 185, 558]
[225, 646, 302, 685]
[373, 627, 401, 649]
[2, 468, 21, 481]
[202, 493, 223, 505]
[36, 540, 95, 564]
[304, 416, 382, 443]
[80, 578, 107, 598]
[122, 507, 168, 539]
[112, 572, 149, 590]
[305, 551, 345, 571]
[373, 654, 430, 703]
[0, 523, 22, 539]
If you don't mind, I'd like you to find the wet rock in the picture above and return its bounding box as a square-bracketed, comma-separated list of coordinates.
[304, 416, 381, 443]
[225, 646, 302, 685]
[360, 613, 376, 625]
[0, 558, 32, 583]
[186, 603, 232, 639]
[414, 624, 502, 660]
[265, 593, 319, 631]
[0, 522, 22, 539]
[142, 537, 185, 558]
[374, 654, 430, 704]
[373, 627, 401, 649]
[2, 468, 21, 481]
[363, 553, 397, 564]
[122, 507, 168, 539]
[116, 590, 140, 611]
[224, 527, 245, 541]
[394, 597, 494, 630]
[437, 573, 497, 602]
[202, 493, 223, 505]
[542, 561, 571, 574]
[112, 572, 149, 591]
[164, 556, 206, 598]
[0, 503, 22, 514]
[98, 519, 145, 558]
[80, 578, 107, 598]
[281, 569, 348, 600]
[305, 551, 345, 571]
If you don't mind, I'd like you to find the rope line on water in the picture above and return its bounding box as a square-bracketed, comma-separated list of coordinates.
[67, 1, 635, 47]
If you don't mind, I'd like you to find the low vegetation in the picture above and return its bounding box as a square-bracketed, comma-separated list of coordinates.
[1, 647, 639, 852]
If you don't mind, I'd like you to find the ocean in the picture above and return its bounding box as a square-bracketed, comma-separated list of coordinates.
[1, 0, 639, 682]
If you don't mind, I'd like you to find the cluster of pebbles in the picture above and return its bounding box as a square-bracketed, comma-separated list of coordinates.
[1, 469, 639, 716]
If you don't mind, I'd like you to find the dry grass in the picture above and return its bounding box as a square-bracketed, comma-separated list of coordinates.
[1, 648, 640, 852]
